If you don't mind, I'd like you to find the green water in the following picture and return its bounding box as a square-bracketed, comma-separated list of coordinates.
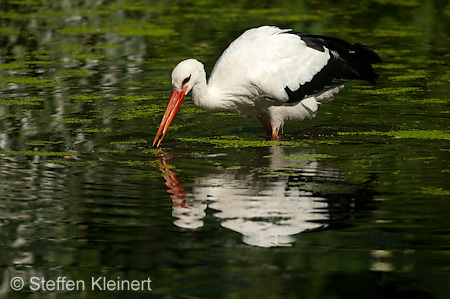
[0, 0, 449, 298]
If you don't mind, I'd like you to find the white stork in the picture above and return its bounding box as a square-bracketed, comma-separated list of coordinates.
[153, 26, 381, 147]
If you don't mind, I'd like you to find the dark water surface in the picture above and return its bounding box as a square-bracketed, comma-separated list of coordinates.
[1, 0, 449, 298]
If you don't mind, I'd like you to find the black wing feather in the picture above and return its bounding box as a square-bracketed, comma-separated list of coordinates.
[284, 31, 381, 103]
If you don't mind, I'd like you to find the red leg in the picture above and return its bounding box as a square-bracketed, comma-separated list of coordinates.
[271, 127, 279, 140]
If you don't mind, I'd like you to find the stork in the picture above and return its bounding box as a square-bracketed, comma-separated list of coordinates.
[153, 26, 381, 147]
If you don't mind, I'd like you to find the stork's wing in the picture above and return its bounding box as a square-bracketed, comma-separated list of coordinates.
[209, 26, 381, 104]
[282, 32, 381, 103]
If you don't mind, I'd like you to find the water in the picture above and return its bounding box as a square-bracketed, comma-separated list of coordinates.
[0, 0, 449, 298]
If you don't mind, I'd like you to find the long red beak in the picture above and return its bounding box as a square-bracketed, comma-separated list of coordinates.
[153, 88, 186, 147]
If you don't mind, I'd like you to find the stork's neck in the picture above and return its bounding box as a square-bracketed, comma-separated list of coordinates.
[191, 68, 233, 111]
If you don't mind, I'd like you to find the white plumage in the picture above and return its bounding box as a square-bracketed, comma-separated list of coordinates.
[153, 26, 381, 147]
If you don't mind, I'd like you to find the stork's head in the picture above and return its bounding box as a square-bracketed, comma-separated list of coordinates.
[171, 59, 204, 94]
[152, 59, 204, 147]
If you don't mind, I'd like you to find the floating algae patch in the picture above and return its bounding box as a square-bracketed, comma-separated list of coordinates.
[118, 159, 160, 168]
[269, 11, 322, 22]
[388, 69, 430, 82]
[338, 130, 450, 141]
[0, 77, 55, 88]
[105, 95, 165, 120]
[176, 136, 308, 149]
[69, 94, 102, 102]
[109, 105, 164, 120]
[67, 54, 106, 60]
[0, 151, 75, 157]
[55, 69, 95, 78]
[59, 23, 175, 37]
[110, 139, 149, 146]
[110, 139, 149, 151]
[25, 140, 65, 147]
[83, 128, 111, 133]
[356, 86, 422, 96]
[420, 187, 450, 196]
[59, 118, 94, 124]
[113, 95, 156, 103]
[374, 27, 423, 38]
[0, 26, 19, 36]
[387, 130, 450, 140]
[92, 44, 123, 50]
[396, 98, 449, 104]
[0, 10, 34, 21]
[178, 107, 206, 114]
[376, 63, 408, 70]
[267, 153, 336, 161]
[0, 97, 45, 106]
[176, 136, 274, 148]
[0, 61, 27, 69]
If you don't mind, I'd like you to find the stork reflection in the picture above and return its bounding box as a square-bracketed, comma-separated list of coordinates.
[157, 147, 372, 247]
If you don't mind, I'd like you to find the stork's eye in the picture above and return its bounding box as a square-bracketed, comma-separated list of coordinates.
[182, 75, 191, 85]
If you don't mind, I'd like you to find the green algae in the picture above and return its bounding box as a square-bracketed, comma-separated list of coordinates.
[110, 139, 148, 146]
[83, 128, 111, 133]
[69, 94, 102, 102]
[178, 107, 205, 114]
[337, 130, 450, 141]
[0, 77, 55, 87]
[93, 44, 122, 50]
[113, 95, 155, 103]
[67, 54, 106, 60]
[374, 0, 419, 6]
[357, 86, 423, 95]
[175, 136, 311, 149]
[0, 26, 19, 36]
[59, 118, 94, 124]
[0, 61, 27, 69]
[388, 69, 429, 81]
[0, 60, 53, 70]
[101, 95, 167, 121]
[118, 159, 160, 168]
[420, 187, 450, 196]
[396, 98, 449, 104]
[388, 130, 450, 140]
[175, 136, 273, 148]
[374, 27, 422, 38]
[108, 104, 163, 120]
[0, 97, 45, 106]
[268, 153, 336, 161]
[55, 69, 95, 78]
[25, 140, 65, 146]
[0, 151, 75, 157]
[59, 24, 175, 37]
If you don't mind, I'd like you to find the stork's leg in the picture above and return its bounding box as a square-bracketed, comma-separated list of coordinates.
[271, 127, 279, 140]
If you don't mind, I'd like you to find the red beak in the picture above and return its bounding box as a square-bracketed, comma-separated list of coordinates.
[153, 88, 186, 147]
